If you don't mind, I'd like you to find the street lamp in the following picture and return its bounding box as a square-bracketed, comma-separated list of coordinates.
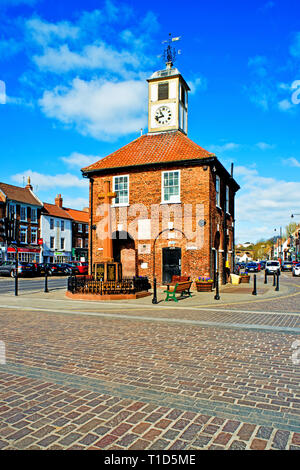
[152, 227, 185, 304]
[291, 214, 300, 261]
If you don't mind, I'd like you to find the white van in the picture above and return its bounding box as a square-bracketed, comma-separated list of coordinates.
[265, 260, 281, 275]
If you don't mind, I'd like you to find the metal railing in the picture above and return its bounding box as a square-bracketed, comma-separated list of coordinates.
[67, 275, 151, 295]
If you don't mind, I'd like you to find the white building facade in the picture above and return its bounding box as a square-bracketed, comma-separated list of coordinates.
[40, 199, 73, 263]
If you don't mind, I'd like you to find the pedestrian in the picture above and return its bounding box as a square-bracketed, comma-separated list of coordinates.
[225, 260, 231, 282]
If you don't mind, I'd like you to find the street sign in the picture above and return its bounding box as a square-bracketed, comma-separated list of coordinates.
[38, 238, 43, 246]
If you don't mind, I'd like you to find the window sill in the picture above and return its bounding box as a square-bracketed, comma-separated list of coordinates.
[216, 205, 222, 211]
[111, 203, 130, 208]
[160, 201, 181, 205]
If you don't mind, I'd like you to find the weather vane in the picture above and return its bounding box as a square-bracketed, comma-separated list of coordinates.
[162, 33, 181, 67]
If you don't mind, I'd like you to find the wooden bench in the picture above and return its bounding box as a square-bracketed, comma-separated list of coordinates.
[164, 281, 193, 302]
[169, 275, 190, 285]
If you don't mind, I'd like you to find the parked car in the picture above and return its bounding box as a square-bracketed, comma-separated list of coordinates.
[292, 263, 300, 277]
[0, 261, 35, 277]
[265, 260, 281, 275]
[35, 263, 48, 276]
[70, 261, 88, 274]
[259, 261, 266, 270]
[62, 263, 80, 275]
[44, 263, 69, 275]
[281, 261, 293, 272]
[245, 262, 259, 273]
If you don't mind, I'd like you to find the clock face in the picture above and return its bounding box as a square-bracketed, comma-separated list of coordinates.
[155, 106, 172, 125]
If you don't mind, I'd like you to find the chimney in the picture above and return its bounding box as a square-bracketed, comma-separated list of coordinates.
[55, 194, 63, 208]
[25, 176, 33, 191]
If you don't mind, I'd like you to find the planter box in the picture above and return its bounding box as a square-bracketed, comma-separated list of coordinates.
[240, 275, 250, 284]
[195, 282, 213, 292]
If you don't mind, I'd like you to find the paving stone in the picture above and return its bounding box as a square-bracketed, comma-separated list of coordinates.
[255, 425, 273, 440]
[229, 440, 247, 450]
[58, 433, 82, 447]
[272, 430, 290, 450]
[128, 439, 150, 450]
[1, 285, 300, 450]
[78, 433, 99, 446]
[36, 435, 60, 448]
[250, 438, 267, 450]
[237, 424, 256, 441]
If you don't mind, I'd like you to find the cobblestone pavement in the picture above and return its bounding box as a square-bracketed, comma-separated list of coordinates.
[1, 276, 300, 452]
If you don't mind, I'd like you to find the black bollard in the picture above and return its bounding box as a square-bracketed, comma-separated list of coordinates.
[252, 274, 257, 295]
[273, 272, 276, 286]
[275, 271, 279, 291]
[152, 277, 158, 304]
[14, 269, 18, 296]
[264, 270, 267, 284]
[44, 271, 49, 293]
[214, 272, 220, 300]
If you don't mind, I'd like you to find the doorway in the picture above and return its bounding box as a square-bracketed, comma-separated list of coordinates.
[162, 247, 181, 284]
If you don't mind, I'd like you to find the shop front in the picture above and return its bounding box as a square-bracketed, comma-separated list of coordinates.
[72, 248, 88, 262]
[7, 247, 41, 263]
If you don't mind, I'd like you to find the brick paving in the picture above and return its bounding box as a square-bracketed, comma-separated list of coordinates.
[1, 279, 300, 452]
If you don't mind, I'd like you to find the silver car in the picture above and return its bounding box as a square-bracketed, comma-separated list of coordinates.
[292, 263, 300, 277]
[265, 260, 281, 275]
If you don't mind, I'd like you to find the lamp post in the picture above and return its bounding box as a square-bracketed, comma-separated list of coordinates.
[291, 214, 300, 261]
[9, 243, 18, 296]
[152, 227, 185, 305]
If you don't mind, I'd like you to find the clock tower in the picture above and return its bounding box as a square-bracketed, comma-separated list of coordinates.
[147, 62, 190, 135]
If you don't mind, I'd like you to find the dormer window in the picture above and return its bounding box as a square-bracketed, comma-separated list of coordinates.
[158, 82, 169, 100]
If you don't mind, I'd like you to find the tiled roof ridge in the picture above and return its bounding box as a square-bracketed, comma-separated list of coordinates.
[82, 130, 214, 173]
[81, 133, 146, 172]
[43, 202, 73, 219]
[0, 181, 43, 206]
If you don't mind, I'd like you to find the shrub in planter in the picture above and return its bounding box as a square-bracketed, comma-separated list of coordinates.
[240, 273, 250, 284]
[195, 277, 213, 292]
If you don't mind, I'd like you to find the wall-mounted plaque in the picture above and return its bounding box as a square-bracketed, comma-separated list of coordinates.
[107, 263, 116, 281]
[95, 263, 104, 279]
[138, 243, 151, 254]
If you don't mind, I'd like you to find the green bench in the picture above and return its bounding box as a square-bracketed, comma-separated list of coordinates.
[164, 281, 193, 302]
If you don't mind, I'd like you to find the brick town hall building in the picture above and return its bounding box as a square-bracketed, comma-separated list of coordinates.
[82, 61, 240, 286]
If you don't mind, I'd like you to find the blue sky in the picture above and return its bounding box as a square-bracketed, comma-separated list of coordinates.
[1, 0, 300, 243]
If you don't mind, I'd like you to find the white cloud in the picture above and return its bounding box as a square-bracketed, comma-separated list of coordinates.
[11, 170, 88, 189]
[25, 17, 79, 46]
[278, 99, 296, 112]
[60, 196, 89, 210]
[256, 142, 275, 150]
[282, 157, 300, 168]
[290, 32, 300, 58]
[208, 142, 240, 154]
[0, 38, 23, 59]
[39, 77, 147, 141]
[235, 165, 300, 243]
[61, 152, 99, 168]
[33, 42, 140, 78]
[188, 76, 207, 94]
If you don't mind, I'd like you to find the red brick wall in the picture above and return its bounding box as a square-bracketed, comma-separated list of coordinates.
[89, 164, 235, 285]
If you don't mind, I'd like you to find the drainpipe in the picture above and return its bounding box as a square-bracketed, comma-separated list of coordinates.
[89, 177, 94, 276]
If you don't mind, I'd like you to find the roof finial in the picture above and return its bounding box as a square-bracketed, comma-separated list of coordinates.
[25, 175, 33, 191]
[162, 33, 181, 69]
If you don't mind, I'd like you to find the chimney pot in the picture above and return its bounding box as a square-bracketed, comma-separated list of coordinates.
[55, 194, 63, 208]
